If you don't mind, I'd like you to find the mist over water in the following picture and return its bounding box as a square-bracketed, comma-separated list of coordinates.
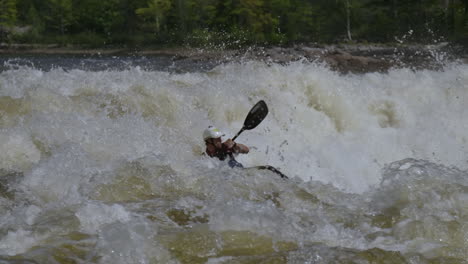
[0, 56, 467, 263]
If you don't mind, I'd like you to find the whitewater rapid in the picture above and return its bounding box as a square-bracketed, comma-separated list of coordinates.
[0, 56, 467, 263]
[2, 60, 467, 191]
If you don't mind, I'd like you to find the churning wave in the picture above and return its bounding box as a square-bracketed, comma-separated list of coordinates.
[0, 58, 467, 263]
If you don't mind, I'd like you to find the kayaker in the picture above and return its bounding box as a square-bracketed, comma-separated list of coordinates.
[203, 126, 249, 168]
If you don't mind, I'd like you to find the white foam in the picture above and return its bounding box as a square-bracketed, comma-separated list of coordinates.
[1, 59, 467, 261]
[0, 229, 45, 255]
[75, 202, 131, 233]
[19, 145, 97, 203]
[1, 62, 467, 194]
[95, 220, 175, 264]
[0, 130, 41, 171]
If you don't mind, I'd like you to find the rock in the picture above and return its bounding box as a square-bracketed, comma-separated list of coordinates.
[301, 47, 327, 60]
[0, 43, 464, 73]
[322, 50, 392, 73]
[0, 169, 24, 200]
[263, 47, 304, 63]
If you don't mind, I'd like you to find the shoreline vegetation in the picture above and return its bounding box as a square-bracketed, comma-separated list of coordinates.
[1, 42, 466, 74]
[1, 1, 468, 52]
[1, 0, 468, 73]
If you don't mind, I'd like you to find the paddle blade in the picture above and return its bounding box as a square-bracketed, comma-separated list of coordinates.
[243, 100, 268, 130]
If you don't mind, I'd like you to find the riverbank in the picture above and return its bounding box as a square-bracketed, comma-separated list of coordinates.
[1, 43, 466, 73]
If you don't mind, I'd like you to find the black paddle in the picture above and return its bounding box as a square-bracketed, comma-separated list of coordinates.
[232, 100, 268, 141]
[230, 100, 288, 179]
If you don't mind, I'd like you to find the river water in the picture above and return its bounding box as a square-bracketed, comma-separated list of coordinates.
[0, 54, 467, 263]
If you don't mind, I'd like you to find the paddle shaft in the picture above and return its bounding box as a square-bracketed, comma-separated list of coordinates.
[231, 100, 268, 142]
[231, 128, 245, 142]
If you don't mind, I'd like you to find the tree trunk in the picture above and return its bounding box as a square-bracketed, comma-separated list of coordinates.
[177, 0, 186, 34]
[392, 0, 399, 35]
[464, 0, 468, 15]
[464, 0, 468, 39]
[156, 17, 160, 33]
[346, 0, 352, 41]
[447, 0, 455, 37]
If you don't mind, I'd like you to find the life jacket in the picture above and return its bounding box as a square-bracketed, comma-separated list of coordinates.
[209, 144, 231, 161]
[206, 145, 243, 168]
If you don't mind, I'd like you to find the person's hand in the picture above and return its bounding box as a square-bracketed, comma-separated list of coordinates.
[224, 139, 236, 149]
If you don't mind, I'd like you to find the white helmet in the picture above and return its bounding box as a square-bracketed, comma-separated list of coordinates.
[203, 126, 224, 140]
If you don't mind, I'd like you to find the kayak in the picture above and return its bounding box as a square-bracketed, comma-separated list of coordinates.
[245, 165, 288, 179]
[228, 158, 288, 179]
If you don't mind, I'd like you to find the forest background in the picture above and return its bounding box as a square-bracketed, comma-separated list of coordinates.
[1, 0, 468, 48]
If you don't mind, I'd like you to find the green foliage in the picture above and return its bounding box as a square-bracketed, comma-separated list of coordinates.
[184, 27, 256, 48]
[0, 0, 17, 27]
[136, 0, 171, 33]
[5, 0, 468, 46]
[69, 31, 106, 47]
[26, 5, 44, 37]
[43, 0, 72, 35]
[72, 0, 126, 36]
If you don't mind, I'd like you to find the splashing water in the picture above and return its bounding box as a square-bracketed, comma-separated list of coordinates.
[0, 55, 467, 263]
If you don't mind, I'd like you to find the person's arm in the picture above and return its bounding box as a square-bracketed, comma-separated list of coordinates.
[223, 139, 249, 154]
[205, 144, 216, 157]
[234, 143, 249, 154]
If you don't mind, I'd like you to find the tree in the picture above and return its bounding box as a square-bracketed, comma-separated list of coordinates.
[71, 0, 126, 35]
[447, 0, 455, 36]
[26, 5, 44, 38]
[6, 0, 468, 46]
[0, 0, 17, 27]
[271, 0, 318, 43]
[195, 0, 274, 42]
[185, 0, 217, 30]
[44, 0, 72, 35]
[136, 0, 171, 33]
[116, 0, 147, 34]
[345, 0, 352, 40]
[0, 0, 17, 42]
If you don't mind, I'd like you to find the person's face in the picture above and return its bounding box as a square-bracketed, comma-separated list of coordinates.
[207, 137, 222, 148]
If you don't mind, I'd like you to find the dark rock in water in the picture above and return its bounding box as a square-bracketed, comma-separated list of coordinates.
[321, 50, 392, 74]
[238, 43, 459, 73]
[258, 47, 305, 63]
[0, 42, 464, 73]
[0, 169, 24, 200]
[0, 256, 39, 264]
